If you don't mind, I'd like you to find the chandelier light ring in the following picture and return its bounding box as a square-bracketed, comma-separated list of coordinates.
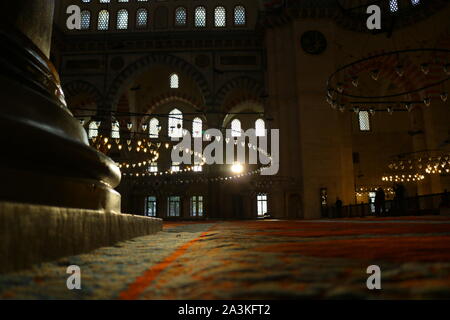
[331, 76, 450, 100]
[326, 48, 450, 109]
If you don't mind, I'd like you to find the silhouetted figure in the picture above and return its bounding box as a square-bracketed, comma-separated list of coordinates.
[393, 184, 407, 216]
[440, 189, 449, 208]
[375, 187, 386, 217]
[335, 198, 343, 218]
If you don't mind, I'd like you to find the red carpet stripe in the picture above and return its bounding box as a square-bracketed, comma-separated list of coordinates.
[118, 230, 211, 300]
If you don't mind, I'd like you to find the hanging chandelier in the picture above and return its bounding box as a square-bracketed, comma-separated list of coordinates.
[326, 48, 450, 114]
[382, 149, 450, 182]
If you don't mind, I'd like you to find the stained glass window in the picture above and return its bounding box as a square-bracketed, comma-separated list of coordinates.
[81, 10, 91, 30]
[136, 8, 148, 28]
[98, 10, 109, 30]
[214, 6, 226, 27]
[358, 111, 371, 131]
[175, 7, 187, 26]
[195, 6, 206, 27]
[117, 9, 129, 30]
[234, 6, 246, 26]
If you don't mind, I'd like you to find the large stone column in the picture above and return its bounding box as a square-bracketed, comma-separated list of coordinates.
[0, 1, 162, 273]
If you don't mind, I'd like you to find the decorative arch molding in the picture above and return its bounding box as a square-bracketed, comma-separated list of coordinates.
[63, 80, 103, 107]
[105, 54, 212, 110]
[139, 93, 205, 127]
[215, 76, 265, 111]
[144, 93, 203, 114]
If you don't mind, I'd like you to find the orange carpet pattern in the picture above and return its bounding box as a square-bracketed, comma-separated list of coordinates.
[1, 217, 450, 299]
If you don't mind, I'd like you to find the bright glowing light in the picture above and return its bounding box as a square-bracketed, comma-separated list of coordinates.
[231, 163, 244, 174]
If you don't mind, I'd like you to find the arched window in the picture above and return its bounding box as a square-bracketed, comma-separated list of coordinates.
[82, 0, 91, 3]
[234, 6, 246, 26]
[136, 8, 148, 28]
[411, 0, 420, 5]
[255, 119, 265, 137]
[170, 73, 179, 89]
[98, 10, 110, 30]
[149, 118, 159, 138]
[358, 111, 371, 131]
[214, 6, 226, 27]
[192, 117, 203, 138]
[231, 119, 242, 137]
[118, 0, 129, 2]
[168, 109, 183, 138]
[175, 7, 187, 26]
[88, 122, 98, 139]
[99, 0, 110, 3]
[80, 10, 91, 30]
[117, 9, 129, 30]
[111, 121, 120, 138]
[389, 0, 399, 12]
[195, 6, 206, 27]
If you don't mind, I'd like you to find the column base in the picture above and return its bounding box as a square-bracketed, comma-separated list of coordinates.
[0, 201, 163, 273]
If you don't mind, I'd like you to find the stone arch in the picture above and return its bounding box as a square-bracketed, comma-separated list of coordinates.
[63, 80, 103, 107]
[138, 93, 205, 129]
[215, 76, 265, 109]
[105, 54, 212, 111]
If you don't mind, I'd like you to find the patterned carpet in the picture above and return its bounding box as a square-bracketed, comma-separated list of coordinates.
[1, 217, 450, 299]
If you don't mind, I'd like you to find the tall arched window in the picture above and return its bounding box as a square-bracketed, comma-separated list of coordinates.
[192, 117, 203, 138]
[255, 119, 265, 137]
[168, 109, 183, 138]
[80, 10, 91, 30]
[231, 119, 242, 137]
[175, 7, 187, 26]
[117, 9, 129, 30]
[111, 121, 120, 138]
[88, 122, 98, 139]
[195, 6, 206, 27]
[214, 6, 226, 27]
[358, 111, 371, 131]
[98, 10, 110, 30]
[234, 6, 246, 26]
[136, 8, 148, 28]
[389, 0, 399, 12]
[170, 73, 179, 89]
[149, 118, 159, 138]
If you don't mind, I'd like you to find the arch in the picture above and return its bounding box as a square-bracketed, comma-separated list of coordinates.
[143, 93, 203, 115]
[105, 54, 212, 111]
[63, 80, 103, 108]
[215, 76, 265, 110]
